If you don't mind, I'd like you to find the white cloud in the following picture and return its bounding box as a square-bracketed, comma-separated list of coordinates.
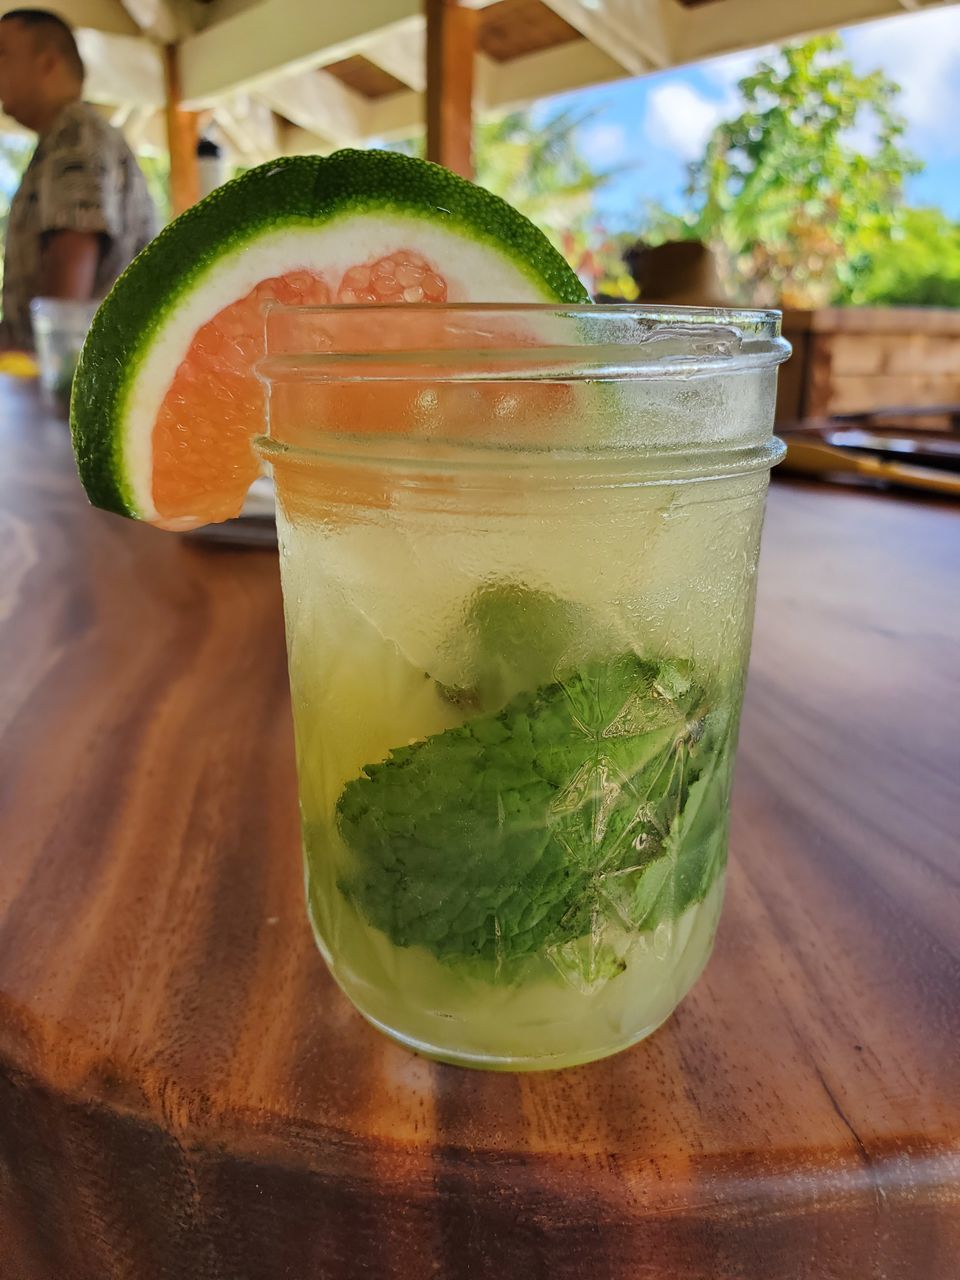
[846, 7, 960, 155]
[699, 44, 776, 93]
[643, 82, 734, 160]
[640, 8, 960, 165]
[579, 121, 628, 165]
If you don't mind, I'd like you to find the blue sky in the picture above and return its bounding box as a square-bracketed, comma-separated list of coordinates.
[538, 5, 960, 232]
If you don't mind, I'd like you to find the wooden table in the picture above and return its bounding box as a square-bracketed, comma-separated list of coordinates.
[1, 381, 957, 1279]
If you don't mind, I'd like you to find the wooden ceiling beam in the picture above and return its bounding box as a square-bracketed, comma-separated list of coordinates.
[538, 0, 675, 75]
[280, 122, 338, 156]
[121, 104, 166, 151]
[478, 38, 623, 109]
[211, 94, 281, 162]
[0, 0, 139, 36]
[179, 0, 419, 105]
[256, 70, 370, 146]
[672, 0, 926, 63]
[119, 0, 185, 42]
[364, 38, 625, 141]
[77, 27, 166, 106]
[359, 17, 427, 91]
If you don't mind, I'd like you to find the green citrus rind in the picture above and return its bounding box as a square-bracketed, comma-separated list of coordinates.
[69, 149, 589, 521]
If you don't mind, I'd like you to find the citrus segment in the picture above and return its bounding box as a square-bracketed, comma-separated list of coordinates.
[151, 250, 454, 525]
[70, 151, 589, 528]
[152, 271, 330, 524]
[336, 250, 448, 304]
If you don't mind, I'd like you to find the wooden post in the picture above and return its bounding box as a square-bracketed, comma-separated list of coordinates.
[424, 0, 476, 179]
[163, 44, 200, 215]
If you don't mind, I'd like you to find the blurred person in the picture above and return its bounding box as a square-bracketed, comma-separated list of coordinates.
[0, 8, 155, 349]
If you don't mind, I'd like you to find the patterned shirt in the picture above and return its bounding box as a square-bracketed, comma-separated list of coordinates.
[1, 100, 156, 349]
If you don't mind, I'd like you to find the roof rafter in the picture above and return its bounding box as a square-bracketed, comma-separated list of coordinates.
[256, 70, 370, 146]
[359, 17, 427, 92]
[672, 0, 929, 62]
[538, 0, 675, 75]
[179, 0, 419, 105]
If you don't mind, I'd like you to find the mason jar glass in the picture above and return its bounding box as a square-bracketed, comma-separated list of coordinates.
[258, 304, 789, 1071]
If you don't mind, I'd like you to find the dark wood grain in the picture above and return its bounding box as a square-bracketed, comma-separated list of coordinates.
[0, 380, 958, 1279]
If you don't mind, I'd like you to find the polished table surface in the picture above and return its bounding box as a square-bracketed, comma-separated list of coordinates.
[0, 381, 957, 1280]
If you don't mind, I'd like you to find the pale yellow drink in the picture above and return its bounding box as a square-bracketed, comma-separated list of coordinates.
[261, 303, 787, 1070]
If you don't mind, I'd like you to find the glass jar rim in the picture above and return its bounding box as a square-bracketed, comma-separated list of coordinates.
[257, 301, 791, 385]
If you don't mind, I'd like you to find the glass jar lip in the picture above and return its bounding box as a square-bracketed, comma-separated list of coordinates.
[258, 301, 791, 384]
[262, 301, 783, 323]
[256, 431, 787, 487]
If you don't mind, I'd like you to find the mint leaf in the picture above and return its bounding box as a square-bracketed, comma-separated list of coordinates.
[599, 708, 732, 935]
[599, 854, 674, 932]
[662, 752, 730, 915]
[337, 653, 722, 967]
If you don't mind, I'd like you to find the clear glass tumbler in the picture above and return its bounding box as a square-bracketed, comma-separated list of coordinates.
[30, 296, 99, 415]
[258, 304, 790, 1071]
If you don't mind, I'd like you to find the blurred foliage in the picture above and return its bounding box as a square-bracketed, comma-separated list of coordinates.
[841, 207, 960, 306]
[0, 133, 30, 197]
[138, 151, 172, 226]
[646, 35, 924, 308]
[387, 109, 634, 296]
[559, 226, 638, 299]
[0, 134, 31, 294]
[475, 109, 609, 241]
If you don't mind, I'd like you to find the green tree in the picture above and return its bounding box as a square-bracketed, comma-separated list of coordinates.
[476, 112, 640, 295]
[844, 207, 960, 307]
[475, 109, 606, 239]
[388, 108, 610, 231]
[652, 35, 920, 307]
[385, 108, 634, 295]
[138, 151, 172, 226]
